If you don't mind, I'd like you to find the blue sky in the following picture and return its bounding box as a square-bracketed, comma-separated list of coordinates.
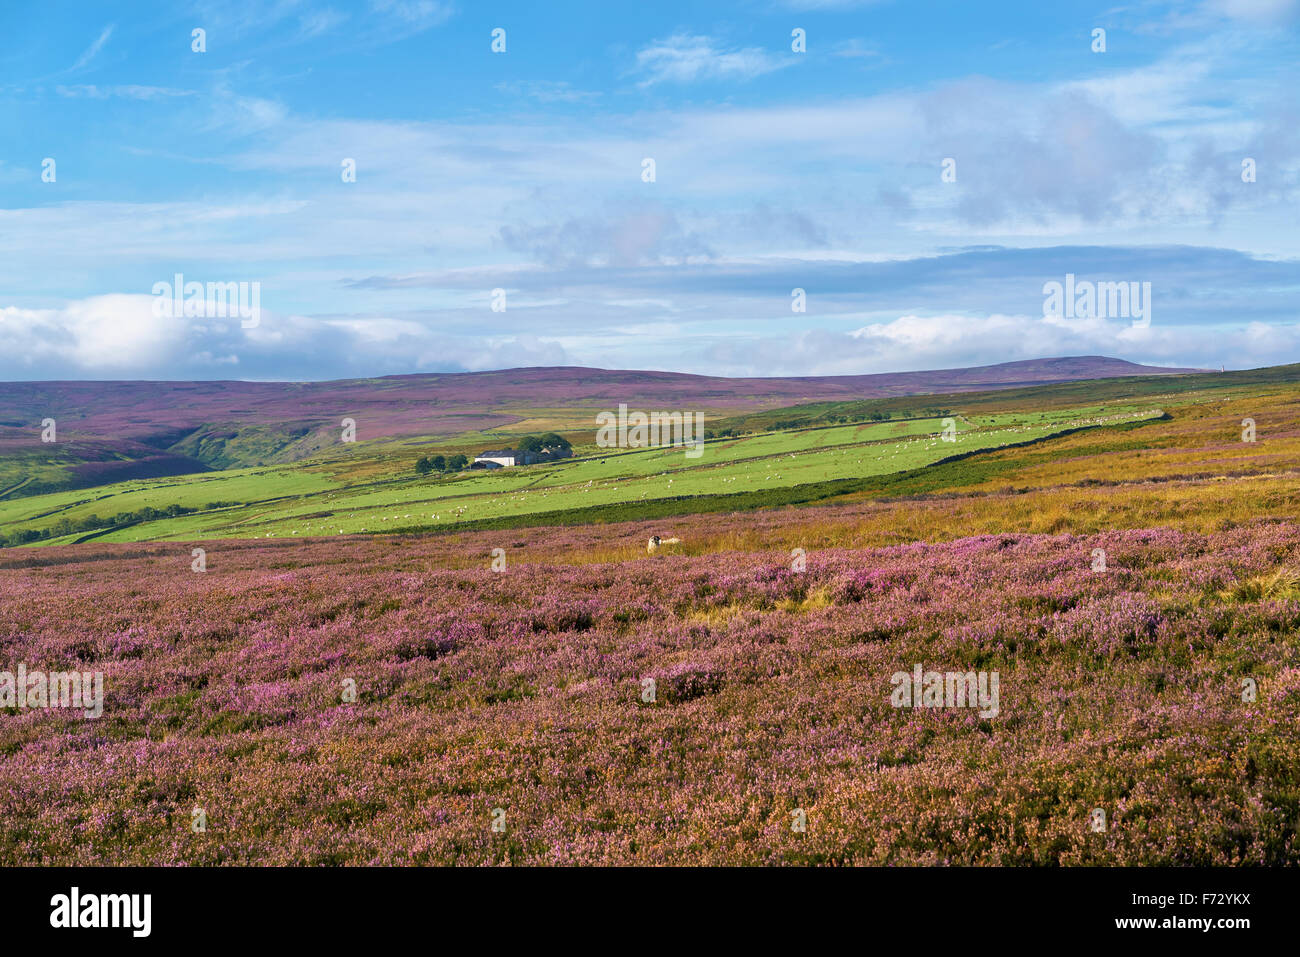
[1, 0, 1298, 380]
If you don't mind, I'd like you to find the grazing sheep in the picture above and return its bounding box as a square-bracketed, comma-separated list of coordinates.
[647, 535, 682, 553]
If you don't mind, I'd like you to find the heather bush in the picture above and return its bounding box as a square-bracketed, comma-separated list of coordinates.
[0, 517, 1297, 864]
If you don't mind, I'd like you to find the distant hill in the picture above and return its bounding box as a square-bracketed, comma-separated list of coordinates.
[0, 356, 1205, 497]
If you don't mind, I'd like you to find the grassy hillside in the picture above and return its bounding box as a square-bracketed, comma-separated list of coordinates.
[0, 404, 1163, 546]
[0, 357, 1205, 500]
[0, 363, 1294, 549]
[707, 362, 1298, 434]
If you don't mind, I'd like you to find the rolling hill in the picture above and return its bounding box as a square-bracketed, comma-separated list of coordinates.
[0, 356, 1203, 498]
[6, 357, 1294, 550]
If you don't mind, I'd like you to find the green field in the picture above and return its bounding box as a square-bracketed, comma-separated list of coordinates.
[0, 403, 1164, 546]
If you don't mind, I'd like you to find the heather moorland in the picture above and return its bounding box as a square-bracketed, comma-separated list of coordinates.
[0, 517, 1296, 865]
[1, 362, 1297, 866]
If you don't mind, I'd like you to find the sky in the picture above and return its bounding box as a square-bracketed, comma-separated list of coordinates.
[1, 0, 1298, 381]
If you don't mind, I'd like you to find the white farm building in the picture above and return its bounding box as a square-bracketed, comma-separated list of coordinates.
[472, 449, 536, 468]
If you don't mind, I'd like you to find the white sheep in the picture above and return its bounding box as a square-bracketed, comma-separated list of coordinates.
[647, 535, 682, 553]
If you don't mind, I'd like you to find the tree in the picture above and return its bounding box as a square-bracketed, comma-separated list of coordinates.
[517, 435, 543, 453]
[448, 453, 469, 470]
[537, 432, 571, 450]
[430, 454, 446, 472]
[415, 456, 432, 475]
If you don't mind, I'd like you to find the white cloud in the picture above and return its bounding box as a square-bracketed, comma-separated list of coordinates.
[206, 86, 289, 134]
[696, 312, 1296, 377]
[69, 25, 114, 72]
[832, 39, 882, 59]
[183, 0, 447, 45]
[56, 84, 196, 100]
[367, 0, 454, 37]
[779, 1, 887, 8]
[299, 7, 349, 38]
[1204, 0, 1299, 23]
[494, 81, 600, 103]
[633, 34, 792, 86]
[0, 295, 569, 380]
[0, 295, 186, 372]
[6, 293, 1294, 380]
